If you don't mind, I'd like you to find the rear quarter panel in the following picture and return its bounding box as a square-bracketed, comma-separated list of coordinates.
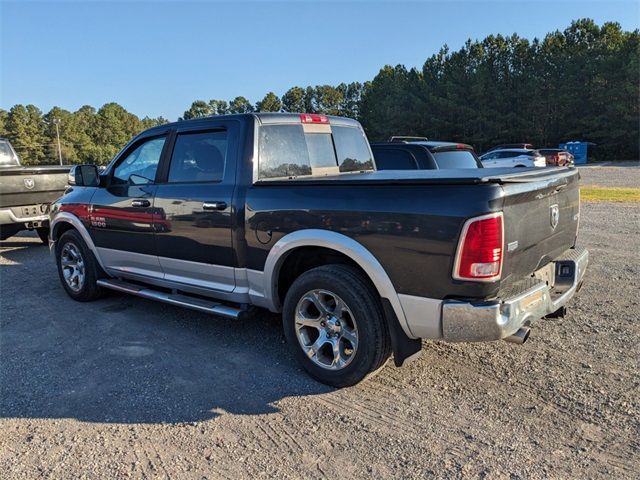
[243, 183, 505, 300]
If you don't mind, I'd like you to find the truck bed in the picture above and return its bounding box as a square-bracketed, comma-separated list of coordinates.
[249, 166, 580, 301]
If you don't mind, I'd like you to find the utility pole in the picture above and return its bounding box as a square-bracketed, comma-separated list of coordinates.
[53, 118, 63, 165]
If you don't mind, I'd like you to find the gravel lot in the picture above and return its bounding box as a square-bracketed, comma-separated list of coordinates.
[1, 166, 638, 479]
[578, 161, 640, 188]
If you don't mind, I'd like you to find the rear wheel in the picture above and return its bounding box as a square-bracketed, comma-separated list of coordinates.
[55, 229, 103, 301]
[282, 264, 391, 387]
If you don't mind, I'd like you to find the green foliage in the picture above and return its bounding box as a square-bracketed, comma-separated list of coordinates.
[6, 104, 47, 164]
[2, 19, 637, 165]
[2, 103, 166, 165]
[229, 96, 254, 114]
[182, 100, 212, 120]
[281, 87, 306, 113]
[362, 19, 639, 160]
[256, 92, 282, 112]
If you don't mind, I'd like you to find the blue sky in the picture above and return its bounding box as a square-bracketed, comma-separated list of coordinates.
[1, 0, 638, 120]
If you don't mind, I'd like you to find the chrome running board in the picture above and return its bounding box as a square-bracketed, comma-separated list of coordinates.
[97, 278, 247, 320]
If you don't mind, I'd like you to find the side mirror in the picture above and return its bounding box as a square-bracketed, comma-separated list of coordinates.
[68, 165, 100, 187]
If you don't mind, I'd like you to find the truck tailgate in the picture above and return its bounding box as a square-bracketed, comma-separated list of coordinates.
[0, 166, 70, 208]
[500, 169, 580, 285]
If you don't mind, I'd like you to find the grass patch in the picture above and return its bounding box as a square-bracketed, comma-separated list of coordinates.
[581, 186, 640, 203]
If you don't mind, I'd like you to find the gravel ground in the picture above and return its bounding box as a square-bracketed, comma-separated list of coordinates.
[1, 167, 638, 479]
[578, 161, 640, 188]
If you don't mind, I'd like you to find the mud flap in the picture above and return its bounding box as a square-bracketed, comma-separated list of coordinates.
[381, 299, 422, 367]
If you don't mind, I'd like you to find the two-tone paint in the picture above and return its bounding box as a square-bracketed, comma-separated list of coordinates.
[50, 113, 583, 346]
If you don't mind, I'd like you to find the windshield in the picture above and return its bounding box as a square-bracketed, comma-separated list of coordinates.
[432, 150, 480, 168]
[0, 141, 19, 166]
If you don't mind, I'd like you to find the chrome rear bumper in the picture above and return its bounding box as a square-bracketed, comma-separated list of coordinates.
[0, 206, 49, 226]
[441, 247, 588, 342]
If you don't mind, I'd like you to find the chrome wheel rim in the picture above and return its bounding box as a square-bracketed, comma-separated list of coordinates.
[295, 289, 358, 370]
[60, 242, 85, 292]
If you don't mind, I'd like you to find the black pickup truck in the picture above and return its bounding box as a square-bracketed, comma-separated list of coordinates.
[49, 113, 588, 387]
[0, 138, 70, 242]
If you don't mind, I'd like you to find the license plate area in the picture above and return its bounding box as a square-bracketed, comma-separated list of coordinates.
[533, 262, 556, 289]
[20, 204, 49, 217]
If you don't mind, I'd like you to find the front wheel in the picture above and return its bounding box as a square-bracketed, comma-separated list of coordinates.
[55, 229, 103, 301]
[282, 264, 391, 387]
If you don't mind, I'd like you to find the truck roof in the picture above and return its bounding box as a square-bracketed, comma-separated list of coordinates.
[144, 112, 361, 134]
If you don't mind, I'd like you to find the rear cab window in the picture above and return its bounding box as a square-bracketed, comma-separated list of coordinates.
[0, 141, 18, 166]
[257, 117, 373, 180]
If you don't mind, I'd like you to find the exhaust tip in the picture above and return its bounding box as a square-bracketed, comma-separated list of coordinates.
[504, 327, 530, 344]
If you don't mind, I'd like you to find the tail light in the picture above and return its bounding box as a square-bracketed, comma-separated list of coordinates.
[554, 153, 560, 165]
[453, 212, 504, 282]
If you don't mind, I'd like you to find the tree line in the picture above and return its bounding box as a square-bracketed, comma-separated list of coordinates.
[0, 18, 637, 165]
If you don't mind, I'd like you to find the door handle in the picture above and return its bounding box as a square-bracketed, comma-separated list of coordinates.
[202, 201, 227, 211]
[131, 199, 150, 208]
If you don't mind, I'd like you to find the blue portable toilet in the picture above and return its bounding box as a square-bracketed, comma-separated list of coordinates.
[559, 141, 590, 164]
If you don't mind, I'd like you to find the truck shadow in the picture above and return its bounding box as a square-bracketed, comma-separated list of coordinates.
[0, 250, 332, 424]
[0, 235, 47, 251]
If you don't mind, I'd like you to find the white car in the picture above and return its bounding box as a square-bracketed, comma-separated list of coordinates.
[480, 149, 547, 168]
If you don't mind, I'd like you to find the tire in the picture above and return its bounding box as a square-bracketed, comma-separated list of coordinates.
[55, 229, 104, 302]
[282, 264, 391, 387]
[36, 227, 49, 244]
[0, 225, 21, 241]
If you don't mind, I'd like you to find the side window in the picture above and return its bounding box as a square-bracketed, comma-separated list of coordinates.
[373, 148, 417, 170]
[168, 131, 227, 183]
[113, 136, 166, 184]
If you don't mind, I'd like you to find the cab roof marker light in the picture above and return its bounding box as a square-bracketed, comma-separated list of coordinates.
[300, 114, 329, 124]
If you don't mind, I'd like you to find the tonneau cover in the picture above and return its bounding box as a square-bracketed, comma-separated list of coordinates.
[255, 167, 578, 186]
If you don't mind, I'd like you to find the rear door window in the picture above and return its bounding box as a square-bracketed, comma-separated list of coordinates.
[432, 150, 479, 169]
[168, 131, 227, 183]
